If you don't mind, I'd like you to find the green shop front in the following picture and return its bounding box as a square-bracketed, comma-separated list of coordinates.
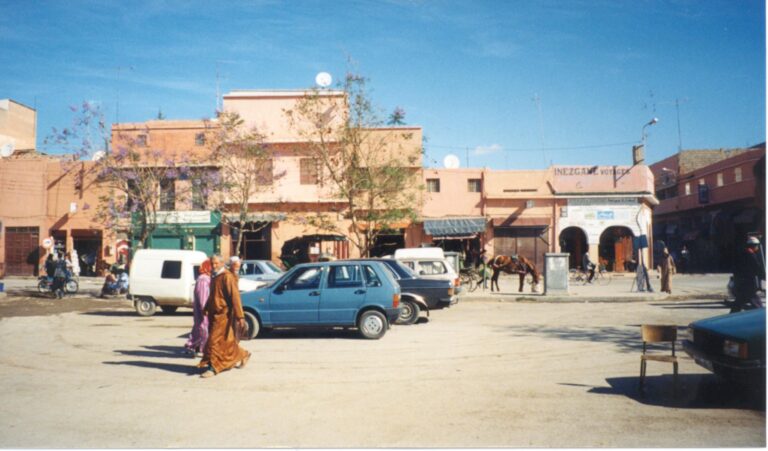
[131, 211, 222, 257]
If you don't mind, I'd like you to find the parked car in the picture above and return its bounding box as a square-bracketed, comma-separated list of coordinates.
[240, 259, 284, 285]
[683, 308, 765, 388]
[129, 249, 264, 316]
[356, 258, 458, 325]
[394, 247, 462, 293]
[240, 261, 401, 339]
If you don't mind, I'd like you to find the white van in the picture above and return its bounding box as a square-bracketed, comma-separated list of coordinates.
[129, 249, 263, 316]
[393, 247, 461, 292]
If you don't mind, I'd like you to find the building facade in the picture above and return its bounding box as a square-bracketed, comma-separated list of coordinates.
[414, 165, 657, 273]
[650, 144, 765, 272]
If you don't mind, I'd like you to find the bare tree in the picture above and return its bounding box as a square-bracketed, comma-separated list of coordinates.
[284, 73, 423, 257]
[207, 111, 284, 257]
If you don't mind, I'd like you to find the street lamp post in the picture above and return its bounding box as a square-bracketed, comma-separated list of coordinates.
[634, 118, 659, 292]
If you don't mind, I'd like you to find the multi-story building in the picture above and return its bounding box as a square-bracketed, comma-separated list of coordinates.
[650, 144, 765, 272]
[0, 98, 112, 276]
[415, 165, 657, 273]
[111, 90, 423, 264]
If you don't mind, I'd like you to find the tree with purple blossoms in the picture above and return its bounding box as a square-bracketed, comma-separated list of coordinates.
[50, 102, 219, 248]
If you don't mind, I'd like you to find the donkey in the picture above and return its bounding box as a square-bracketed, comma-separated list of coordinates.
[490, 255, 541, 293]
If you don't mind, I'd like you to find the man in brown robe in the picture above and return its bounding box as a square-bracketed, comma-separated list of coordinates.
[198, 255, 250, 378]
[659, 248, 676, 294]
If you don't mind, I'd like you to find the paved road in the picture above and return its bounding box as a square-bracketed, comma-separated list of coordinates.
[0, 293, 763, 447]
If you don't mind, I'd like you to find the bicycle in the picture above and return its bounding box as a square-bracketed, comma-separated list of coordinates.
[569, 265, 612, 286]
[459, 267, 482, 292]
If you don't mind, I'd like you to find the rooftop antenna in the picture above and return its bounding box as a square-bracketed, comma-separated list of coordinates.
[315, 72, 332, 88]
[532, 93, 546, 165]
[443, 154, 460, 169]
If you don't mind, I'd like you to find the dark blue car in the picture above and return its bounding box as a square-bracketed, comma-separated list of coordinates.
[240, 261, 402, 339]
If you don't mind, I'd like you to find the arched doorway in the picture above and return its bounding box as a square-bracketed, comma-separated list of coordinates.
[599, 226, 635, 272]
[559, 227, 588, 269]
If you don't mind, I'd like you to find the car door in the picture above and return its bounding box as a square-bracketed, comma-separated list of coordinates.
[269, 265, 324, 324]
[319, 264, 366, 324]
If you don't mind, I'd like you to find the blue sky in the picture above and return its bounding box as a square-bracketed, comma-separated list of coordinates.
[1, 0, 764, 169]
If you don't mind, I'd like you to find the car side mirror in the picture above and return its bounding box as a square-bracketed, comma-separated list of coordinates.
[274, 284, 286, 294]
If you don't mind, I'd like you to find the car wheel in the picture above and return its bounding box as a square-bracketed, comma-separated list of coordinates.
[134, 298, 157, 317]
[243, 311, 260, 340]
[358, 310, 387, 339]
[396, 300, 420, 325]
[160, 305, 178, 314]
[65, 280, 79, 294]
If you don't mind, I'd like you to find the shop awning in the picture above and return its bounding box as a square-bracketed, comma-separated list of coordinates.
[491, 216, 550, 227]
[423, 217, 487, 237]
[223, 212, 286, 224]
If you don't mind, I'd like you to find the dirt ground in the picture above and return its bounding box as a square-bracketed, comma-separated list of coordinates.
[0, 293, 764, 448]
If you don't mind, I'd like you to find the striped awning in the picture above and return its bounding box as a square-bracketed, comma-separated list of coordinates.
[423, 217, 487, 237]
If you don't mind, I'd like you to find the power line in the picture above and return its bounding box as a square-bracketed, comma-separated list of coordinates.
[427, 140, 639, 153]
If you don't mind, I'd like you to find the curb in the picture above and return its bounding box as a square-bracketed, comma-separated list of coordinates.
[459, 293, 727, 304]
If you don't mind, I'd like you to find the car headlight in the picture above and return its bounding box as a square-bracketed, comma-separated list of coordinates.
[723, 340, 748, 359]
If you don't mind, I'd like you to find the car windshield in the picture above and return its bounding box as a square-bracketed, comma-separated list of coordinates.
[390, 260, 417, 278]
[263, 261, 283, 273]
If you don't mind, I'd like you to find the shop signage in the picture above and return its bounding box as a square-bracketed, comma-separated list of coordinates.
[154, 211, 211, 224]
[597, 211, 614, 220]
[554, 166, 631, 177]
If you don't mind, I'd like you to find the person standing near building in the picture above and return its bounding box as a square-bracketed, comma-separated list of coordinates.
[185, 259, 212, 357]
[731, 237, 766, 313]
[582, 250, 595, 283]
[659, 248, 676, 294]
[198, 255, 250, 378]
[229, 256, 241, 279]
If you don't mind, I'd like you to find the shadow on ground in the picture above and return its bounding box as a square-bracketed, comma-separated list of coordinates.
[501, 324, 651, 353]
[560, 374, 765, 411]
[650, 300, 729, 311]
[103, 360, 198, 375]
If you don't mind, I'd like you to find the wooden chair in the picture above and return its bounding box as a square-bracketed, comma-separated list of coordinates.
[639, 325, 678, 396]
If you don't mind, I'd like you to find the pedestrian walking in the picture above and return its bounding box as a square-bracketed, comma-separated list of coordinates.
[229, 255, 242, 278]
[731, 236, 765, 313]
[198, 255, 250, 378]
[659, 247, 676, 294]
[185, 259, 212, 357]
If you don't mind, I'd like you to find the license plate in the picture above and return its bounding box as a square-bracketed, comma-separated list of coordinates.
[695, 357, 714, 372]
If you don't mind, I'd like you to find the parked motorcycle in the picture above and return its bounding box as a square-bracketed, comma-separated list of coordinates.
[38, 275, 79, 297]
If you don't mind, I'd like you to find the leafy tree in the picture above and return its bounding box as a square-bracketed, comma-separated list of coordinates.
[284, 73, 422, 257]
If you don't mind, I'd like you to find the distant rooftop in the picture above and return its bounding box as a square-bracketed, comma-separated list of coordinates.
[223, 89, 344, 98]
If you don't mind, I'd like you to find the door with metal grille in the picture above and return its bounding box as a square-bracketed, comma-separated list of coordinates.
[5, 227, 40, 276]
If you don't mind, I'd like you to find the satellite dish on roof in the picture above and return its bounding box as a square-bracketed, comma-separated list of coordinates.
[443, 154, 460, 169]
[92, 150, 106, 161]
[0, 142, 15, 158]
[315, 72, 332, 88]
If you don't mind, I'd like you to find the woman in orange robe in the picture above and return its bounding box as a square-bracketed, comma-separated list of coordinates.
[198, 255, 250, 378]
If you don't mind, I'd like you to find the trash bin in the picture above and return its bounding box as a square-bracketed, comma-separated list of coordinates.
[544, 253, 569, 295]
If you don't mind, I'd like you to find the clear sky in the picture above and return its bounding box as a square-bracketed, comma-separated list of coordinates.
[1, 0, 764, 169]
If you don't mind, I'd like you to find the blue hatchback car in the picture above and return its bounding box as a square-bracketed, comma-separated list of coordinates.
[240, 261, 402, 339]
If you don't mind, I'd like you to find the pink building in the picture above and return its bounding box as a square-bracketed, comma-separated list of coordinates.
[650, 144, 765, 272]
[415, 165, 657, 273]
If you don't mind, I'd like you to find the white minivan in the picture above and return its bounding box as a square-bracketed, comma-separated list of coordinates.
[129, 249, 263, 316]
[393, 247, 462, 293]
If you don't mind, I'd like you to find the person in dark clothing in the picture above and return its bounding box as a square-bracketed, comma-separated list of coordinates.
[582, 251, 596, 283]
[44, 254, 56, 278]
[51, 254, 68, 299]
[731, 236, 766, 313]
